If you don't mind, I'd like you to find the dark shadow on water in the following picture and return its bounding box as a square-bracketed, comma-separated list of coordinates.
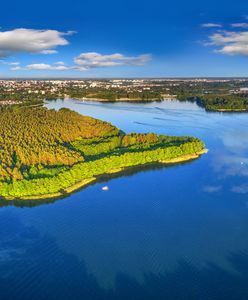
[0, 158, 199, 208]
[1, 212, 248, 300]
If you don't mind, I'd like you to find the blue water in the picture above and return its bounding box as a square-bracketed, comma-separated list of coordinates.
[1, 99, 248, 299]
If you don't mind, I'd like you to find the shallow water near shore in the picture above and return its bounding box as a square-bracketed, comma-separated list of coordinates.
[1, 99, 248, 299]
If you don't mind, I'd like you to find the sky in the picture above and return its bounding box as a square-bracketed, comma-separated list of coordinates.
[1, 0, 248, 77]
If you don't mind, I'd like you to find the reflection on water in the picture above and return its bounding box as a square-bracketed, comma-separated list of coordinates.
[2, 211, 248, 300]
[0, 99, 248, 298]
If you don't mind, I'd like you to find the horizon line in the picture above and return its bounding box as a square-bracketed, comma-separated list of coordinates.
[1, 76, 248, 80]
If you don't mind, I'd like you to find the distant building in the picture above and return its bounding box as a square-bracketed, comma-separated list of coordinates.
[239, 88, 248, 93]
[230, 87, 248, 94]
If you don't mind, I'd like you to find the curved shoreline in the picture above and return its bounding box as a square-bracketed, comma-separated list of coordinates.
[1, 149, 207, 201]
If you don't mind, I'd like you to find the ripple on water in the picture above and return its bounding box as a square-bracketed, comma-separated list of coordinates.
[2, 98, 247, 297]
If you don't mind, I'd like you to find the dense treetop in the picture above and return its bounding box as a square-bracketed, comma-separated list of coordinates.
[0, 107, 205, 200]
[0, 107, 118, 180]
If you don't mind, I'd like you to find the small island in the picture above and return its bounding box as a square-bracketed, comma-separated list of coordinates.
[0, 107, 206, 200]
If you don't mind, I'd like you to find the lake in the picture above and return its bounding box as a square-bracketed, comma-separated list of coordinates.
[1, 99, 248, 299]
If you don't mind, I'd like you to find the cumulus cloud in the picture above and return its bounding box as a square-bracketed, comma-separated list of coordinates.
[12, 63, 70, 71]
[208, 30, 248, 56]
[11, 52, 152, 72]
[201, 23, 222, 28]
[0, 28, 73, 57]
[74, 52, 151, 69]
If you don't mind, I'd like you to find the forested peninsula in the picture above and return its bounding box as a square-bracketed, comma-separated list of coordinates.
[177, 94, 248, 112]
[0, 107, 206, 200]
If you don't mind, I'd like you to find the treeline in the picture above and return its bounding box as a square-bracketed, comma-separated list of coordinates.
[68, 90, 162, 101]
[0, 137, 204, 199]
[177, 93, 248, 111]
[197, 95, 248, 111]
[0, 90, 44, 107]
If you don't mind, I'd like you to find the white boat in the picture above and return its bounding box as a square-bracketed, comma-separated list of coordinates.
[102, 186, 109, 191]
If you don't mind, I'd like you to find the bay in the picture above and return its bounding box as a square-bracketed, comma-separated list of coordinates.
[1, 99, 248, 299]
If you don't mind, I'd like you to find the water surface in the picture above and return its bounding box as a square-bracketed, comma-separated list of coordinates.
[1, 99, 248, 299]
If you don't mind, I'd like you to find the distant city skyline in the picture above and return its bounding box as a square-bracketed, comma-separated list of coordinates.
[1, 0, 248, 77]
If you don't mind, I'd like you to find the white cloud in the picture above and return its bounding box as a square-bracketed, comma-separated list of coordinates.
[231, 23, 248, 28]
[74, 52, 151, 69]
[11, 66, 21, 71]
[26, 64, 57, 70]
[208, 30, 248, 56]
[22, 63, 70, 71]
[55, 61, 65, 65]
[0, 28, 73, 57]
[11, 63, 69, 71]
[203, 185, 222, 193]
[12, 62, 87, 71]
[11, 52, 152, 72]
[231, 184, 248, 194]
[0, 60, 20, 65]
[201, 23, 222, 28]
[9, 62, 20, 65]
[40, 50, 58, 54]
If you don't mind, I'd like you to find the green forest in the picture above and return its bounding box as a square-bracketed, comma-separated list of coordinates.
[177, 93, 248, 111]
[0, 107, 205, 200]
[196, 95, 248, 111]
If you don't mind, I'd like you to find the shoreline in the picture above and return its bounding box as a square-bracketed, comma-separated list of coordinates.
[70, 97, 163, 103]
[55, 98, 248, 112]
[1, 149, 207, 202]
[211, 108, 248, 112]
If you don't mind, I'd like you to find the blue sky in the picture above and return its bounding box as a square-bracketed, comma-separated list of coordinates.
[1, 0, 248, 77]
